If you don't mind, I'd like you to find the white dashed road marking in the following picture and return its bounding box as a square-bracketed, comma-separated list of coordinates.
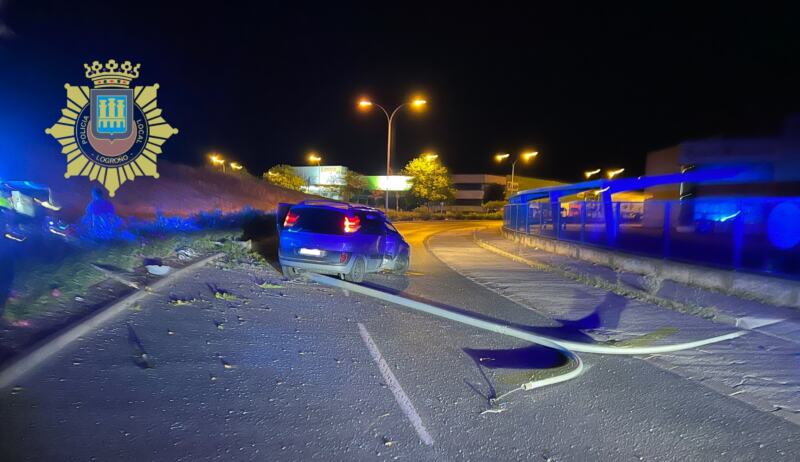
[357, 323, 434, 446]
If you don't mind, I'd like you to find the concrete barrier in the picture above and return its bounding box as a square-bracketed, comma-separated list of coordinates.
[502, 228, 800, 309]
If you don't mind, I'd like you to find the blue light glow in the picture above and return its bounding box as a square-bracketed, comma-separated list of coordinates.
[767, 202, 800, 250]
[719, 211, 741, 222]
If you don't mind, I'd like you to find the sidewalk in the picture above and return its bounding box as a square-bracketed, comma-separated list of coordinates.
[480, 226, 800, 345]
[428, 225, 800, 424]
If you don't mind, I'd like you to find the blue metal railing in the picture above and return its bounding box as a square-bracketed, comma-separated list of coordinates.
[503, 198, 800, 279]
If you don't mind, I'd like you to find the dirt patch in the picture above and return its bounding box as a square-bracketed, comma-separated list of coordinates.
[24, 158, 308, 222]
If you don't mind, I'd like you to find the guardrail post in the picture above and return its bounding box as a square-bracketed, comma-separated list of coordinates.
[524, 202, 530, 234]
[662, 201, 671, 259]
[549, 192, 561, 240]
[580, 201, 586, 242]
[555, 204, 562, 239]
[512, 204, 516, 231]
[732, 201, 744, 269]
[539, 202, 544, 231]
[602, 190, 615, 245]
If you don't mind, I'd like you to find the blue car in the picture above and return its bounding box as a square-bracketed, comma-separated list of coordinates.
[277, 200, 410, 282]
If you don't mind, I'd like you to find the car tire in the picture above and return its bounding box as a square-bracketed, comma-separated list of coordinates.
[345, 255, 366, 283]
[281, 265, 299, 279]
[394, 252, 409, 274]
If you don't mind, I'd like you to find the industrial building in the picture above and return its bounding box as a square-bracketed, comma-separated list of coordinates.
[645, 115, 800, 200]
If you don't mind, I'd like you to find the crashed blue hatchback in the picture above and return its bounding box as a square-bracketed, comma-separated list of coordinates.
[277, 200, 410, 283]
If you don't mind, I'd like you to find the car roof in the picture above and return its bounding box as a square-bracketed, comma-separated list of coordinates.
[293, 200, 385, 216]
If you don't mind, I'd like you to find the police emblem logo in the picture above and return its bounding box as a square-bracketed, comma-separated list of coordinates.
[45, 59, 178, 197]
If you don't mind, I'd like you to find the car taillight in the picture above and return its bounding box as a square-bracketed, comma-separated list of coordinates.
[343, 215, 361, 233]
[284, 210, 299, 228]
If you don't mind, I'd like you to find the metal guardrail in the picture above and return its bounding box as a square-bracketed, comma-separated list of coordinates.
[503, 198, 800, 279]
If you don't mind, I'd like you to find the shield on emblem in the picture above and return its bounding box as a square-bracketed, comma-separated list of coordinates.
[90, 88, 134, 140]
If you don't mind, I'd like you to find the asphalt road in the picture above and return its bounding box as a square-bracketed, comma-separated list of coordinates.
[1, 221, 799, 461]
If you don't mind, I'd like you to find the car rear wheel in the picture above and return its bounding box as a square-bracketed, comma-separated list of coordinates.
[345, 255, 366, 283]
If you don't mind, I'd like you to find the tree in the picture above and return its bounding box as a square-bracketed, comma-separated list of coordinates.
[263, 164, 305, 191]
[340, 170, 367, 202]
[401, 155, 455, 206]
[369, 189, 384, 207]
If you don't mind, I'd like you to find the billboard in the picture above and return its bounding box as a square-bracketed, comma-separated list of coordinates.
[365, 175, 413, 191]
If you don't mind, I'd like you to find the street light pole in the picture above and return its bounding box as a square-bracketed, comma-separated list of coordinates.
[375, 103, 407, 210]
[495, 151, 537, 196]
[209, 153, 226, 173]
[308, 153, 323, 190]
[358, 98, 427, 211]
[510, 159, 517, 195]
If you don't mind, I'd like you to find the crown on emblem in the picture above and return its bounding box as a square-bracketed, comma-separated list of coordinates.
[84, 59, 140, 88]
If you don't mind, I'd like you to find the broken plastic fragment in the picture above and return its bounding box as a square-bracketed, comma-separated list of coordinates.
[146, 265, 173, 276]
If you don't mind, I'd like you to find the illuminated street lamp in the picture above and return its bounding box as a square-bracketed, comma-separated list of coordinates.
[308, 152, 323, 186]
[423, 152, 439, 161]
[357, 96, 428, 210]
[495, 151, 538, 195]
[209, 153, 226, 173]
[606, 168, 625, 179]
[584, 168, 601, 179]
[229, 162, 243, 171]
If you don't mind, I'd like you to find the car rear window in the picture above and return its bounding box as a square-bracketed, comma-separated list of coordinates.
[286, 206, 392, 235]
[289, 207, 346, 235]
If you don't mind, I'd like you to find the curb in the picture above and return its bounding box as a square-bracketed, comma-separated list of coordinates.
[481, 229, 800, 346]
[0, 252, 224, 390]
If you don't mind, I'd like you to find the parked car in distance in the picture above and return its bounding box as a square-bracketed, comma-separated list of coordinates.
[276, 200, 410, 283]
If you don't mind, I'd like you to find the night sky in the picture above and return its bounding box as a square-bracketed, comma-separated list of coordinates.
[1, 1, 799, 182]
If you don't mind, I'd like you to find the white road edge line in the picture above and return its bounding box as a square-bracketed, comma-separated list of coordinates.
[357, 322, 434, 446]
[0, 253, 224, 390]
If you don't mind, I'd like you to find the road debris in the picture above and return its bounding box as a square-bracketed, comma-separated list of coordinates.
[480, 407, 507, 415]
[146, 264, 173, 276]
[214, 291, 238, 301]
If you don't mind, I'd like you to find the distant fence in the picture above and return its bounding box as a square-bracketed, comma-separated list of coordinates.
[503, 198, 800, 279]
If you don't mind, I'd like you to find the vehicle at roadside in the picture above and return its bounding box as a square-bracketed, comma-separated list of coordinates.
[276, 200, 410, 282]
[1, 180, 68, 243]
